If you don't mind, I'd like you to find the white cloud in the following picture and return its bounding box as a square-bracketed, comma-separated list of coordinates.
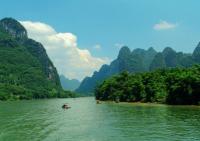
[114, 43, 124, 49]
[93, 44, 101, 50]
[20, 21, 109, 80]
[154, 21, 178, 30]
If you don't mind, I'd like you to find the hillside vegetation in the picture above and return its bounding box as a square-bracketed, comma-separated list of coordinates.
[95, 65, 200, 105]
[0, 18, 75, 100]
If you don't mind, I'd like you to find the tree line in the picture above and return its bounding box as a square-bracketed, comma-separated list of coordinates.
[95, 65, 200, 105]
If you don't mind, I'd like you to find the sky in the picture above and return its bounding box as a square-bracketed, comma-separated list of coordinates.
[0, 0, 200, 80]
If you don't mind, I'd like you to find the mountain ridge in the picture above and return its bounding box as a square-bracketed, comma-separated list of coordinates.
[76, 44, 200, 95]
[76, 47, 157, 94]
[60, 75, 80, 91]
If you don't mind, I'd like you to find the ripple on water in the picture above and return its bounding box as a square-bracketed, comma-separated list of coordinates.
[0, 98, 200, 141]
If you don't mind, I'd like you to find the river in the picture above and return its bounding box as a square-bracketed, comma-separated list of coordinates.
[0, 97, 200, 141]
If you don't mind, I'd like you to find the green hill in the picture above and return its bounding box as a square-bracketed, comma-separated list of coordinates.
[0, 18, 74, 100]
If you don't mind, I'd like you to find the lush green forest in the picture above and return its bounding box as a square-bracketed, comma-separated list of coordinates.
[95, 65, 200, 105]
[77, 44, 200, 95]
[0, 18, 76, 100]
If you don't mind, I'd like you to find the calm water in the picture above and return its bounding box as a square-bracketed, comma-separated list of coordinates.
[0, 97, 200, 141]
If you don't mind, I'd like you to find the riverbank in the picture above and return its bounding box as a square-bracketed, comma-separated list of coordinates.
[95, 66, 200, 105]
[97, 100, 200, 107]
[1, 97, 200, 140]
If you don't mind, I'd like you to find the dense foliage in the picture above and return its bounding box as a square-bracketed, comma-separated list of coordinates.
[0, 18, 76, 100]
[77, 43, 200, 95]
[95, 65, 200, 105]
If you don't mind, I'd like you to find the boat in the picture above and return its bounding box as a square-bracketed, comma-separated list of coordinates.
[96, 100, 101, 104]
[62, 104, 71, 109]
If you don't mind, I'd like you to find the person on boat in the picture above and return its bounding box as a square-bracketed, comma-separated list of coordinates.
[62, 103, 71, 109]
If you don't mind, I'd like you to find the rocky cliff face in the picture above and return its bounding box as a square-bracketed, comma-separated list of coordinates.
[0, 18, 60, 86]
[23, 39, 60, 85]
[0, 17, 62, 99]
[0, 18, 27, 39]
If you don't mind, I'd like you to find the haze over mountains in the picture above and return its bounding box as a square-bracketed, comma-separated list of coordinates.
[60, 75, 80, 91]
[76, 43, 200, 95]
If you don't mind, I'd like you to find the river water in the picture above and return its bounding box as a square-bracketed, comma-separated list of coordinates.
[0, 97, 200, 141]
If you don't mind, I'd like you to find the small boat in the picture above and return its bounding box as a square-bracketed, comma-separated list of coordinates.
[96, 100, 101, 104]
[62, 104, 71, 109]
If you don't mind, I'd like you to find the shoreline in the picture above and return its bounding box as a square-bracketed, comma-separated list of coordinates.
[97, 100, 200, 107]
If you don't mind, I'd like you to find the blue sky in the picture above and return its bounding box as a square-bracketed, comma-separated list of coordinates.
[1, 0, 200, 80]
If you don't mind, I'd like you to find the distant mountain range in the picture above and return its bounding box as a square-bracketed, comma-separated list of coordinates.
[76, 43, 200, 95]
[60, 75, 80, 91]
[2, 18, 200, 99]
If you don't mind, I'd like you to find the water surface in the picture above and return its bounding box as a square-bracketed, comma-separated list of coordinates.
[0, 97, 200, 141]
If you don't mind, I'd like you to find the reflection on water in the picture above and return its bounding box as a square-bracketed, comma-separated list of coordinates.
[0, 97, 200, 141]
